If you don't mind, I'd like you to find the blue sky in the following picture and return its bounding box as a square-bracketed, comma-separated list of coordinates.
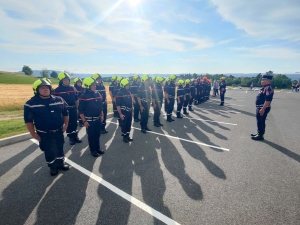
[0, 0, 299, 74]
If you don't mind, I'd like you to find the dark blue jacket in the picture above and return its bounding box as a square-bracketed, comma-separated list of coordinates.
[53, 84, 78, 106]
[78, 90, 103, 117]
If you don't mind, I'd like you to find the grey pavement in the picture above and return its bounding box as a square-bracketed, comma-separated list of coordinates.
[0, 90, 299, 225]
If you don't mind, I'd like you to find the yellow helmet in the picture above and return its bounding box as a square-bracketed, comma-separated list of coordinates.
[156, 76, 164, 83]
[120, 78, 130, 88]
[82, 77, 96, 89]
[111, 75, 117, 81]
[185, 79, 191, 85]
[141, 74, 149, 82]
[43, 78, 52, 85]
[170, 74, 177, 81]
[221, 77, 225, 80]
[178, 80, 185, 85]
[92, 73, 102, 80]
[33, 79, 51, 94]
[117, 76, 123, 82]
[133, 75, 140, 81]
[58, 72, 71, 81]
[165, 78, 169, 83]
[74, 77, 82, 84]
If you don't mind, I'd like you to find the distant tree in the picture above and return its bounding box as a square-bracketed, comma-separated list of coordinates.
[292, 80, 298, 84]
[50, 71, 58, 79]
[22, 65, 33, 76]
[40, 68, 49, 78]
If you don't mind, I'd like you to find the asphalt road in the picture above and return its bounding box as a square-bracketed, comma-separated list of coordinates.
[0, 90, 299, 225]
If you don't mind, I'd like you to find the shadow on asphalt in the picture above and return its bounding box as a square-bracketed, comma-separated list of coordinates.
[264, 140, 300, 163]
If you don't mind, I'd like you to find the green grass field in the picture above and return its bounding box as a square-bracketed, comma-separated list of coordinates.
[0, 118, 27, 139]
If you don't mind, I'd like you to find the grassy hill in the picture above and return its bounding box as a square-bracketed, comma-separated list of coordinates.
[0, 71, 59, 84]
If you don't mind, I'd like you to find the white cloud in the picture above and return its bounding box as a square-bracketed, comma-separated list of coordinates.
[211, 0, 300, 41]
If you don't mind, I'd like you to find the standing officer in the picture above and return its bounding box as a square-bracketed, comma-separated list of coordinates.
[109, 76, 118, 117]
[164, 78, 170, 113]
[74, 78, 84, 127]
[137, 75, 152, 133]
[152, 76, 164, 127]
[251, 73, 274, 140]
[116, 78, 134, 143]
[53, 72, 82, 145]
[79, 77, 104, 157]
[130, 75, 141, 122]
[219, 77, 226, 106]
[165, 74, 177, 122]
[93, 73, 108, 134]
[195, 78, 201, 105]
[176, 79, 185, 118]
[183, 79, 192, 114]
[189, 78, 196, 109]
[24, 79, 69, 176]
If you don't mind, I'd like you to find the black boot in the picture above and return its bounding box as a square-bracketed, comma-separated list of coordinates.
[158, 120, 164, 126]
[251, 133, 258, 137]
[123, 135, 129, 143]
[69, 137, 75, 145]
[97, 149, 105, 154]
[183, 109, 189, 115]
[49, 164, 58, 176]
[154, 121, 160, 127]
[177, 113, 183, 118]
[91, 151, 99, 157]
[74, 136, 82, 143]
[127, 134, 133, 142]
[167, 115, 173, 122]
[57, 160, 69, 171]
[188, 106, 194, 111]
[251, 134, 264, 141]
[145, 126, 152, 131]
[219, 103, 224, 106]
[141, 128, 147, 133]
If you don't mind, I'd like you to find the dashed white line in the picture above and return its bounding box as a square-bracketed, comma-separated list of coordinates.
[30, 139, 181, 225]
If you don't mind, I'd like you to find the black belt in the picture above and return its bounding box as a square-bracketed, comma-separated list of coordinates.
[36, 127, 62, 133]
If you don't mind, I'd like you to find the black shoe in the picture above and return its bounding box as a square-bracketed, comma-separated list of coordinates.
[123, 136, 129, 143]
[154, 123, 161, 127]
[58, 163, 69, 171]
[251, 134, 264, 141]
[101, 129, 107, 134]
[219, 104, 224, 106]
[177, 114, 183, 118]
[158, 122, 164, 126]
[69, 138, 75, 145]
[91, 152, 99, 157]
[134, 119, 140, 122]
[251, 133, 258, 137]
[167, 118, 173, 122]
[141, 128, 147, 133]
[127, 135, 133, 142]
[50, 167, 58, 176]
[171, 117, 175, 121]
[189, 108, 194, 111]
[145, 127, 152, 131]
[97, 149, 105, 154]
[74, 138, 82, 143]
[183, 112, 189, 115]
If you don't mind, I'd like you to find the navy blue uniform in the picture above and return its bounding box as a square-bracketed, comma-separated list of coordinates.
[166, 81, 176, 118]
[196, 81, 202, 104]
[52, 85, 79, 139]
[75, 84, 84, 126]
[24, 95, 68, 167]
[116, 88, 133, 136]
[189, 82, 196, 107]
[109, 82, 118, 116]
[183, 84, 191, 113]
[130, 81, 140, 121]
[255, 85, 273, 135]
[152, 83, 164, 125]
[219, 81, 226, 105]
[78, 90, 103, 154]
[164, 82, 170, 112]
[176, 85, 185, 117]
[96, 83, 108, 132]
[137, 83, 151, 129]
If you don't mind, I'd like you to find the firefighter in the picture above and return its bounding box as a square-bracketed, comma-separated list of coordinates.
[53, 72, 82, 145]
[79, 77, 104, 157]
[165, 74, 177, 122]
[116, 78, 134, 143]
[189, 78, 196, 109]
[109, 76, 118, 117]
[176, 79, 185, 118]
[74, 78, 84, 127]
[130, 75, 141, 122]
[183, 79, 192, 114]
[195, 78, 201, 105]
[152, 76, 164, 127]
[251, 73, 274, 140]
[219, 77, 226, 106]
[137, 75, 152, 133]
[24, 79, 69, 176]
[164, 78, 170, 112]
[93, 73, 108, 134]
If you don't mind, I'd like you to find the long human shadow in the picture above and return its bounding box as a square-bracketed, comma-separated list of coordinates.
[193, 105, 232, 118]
[97, 121, 134, 225]
[263, 140, 300, 163]
[189, 110, 231, 131]
[161, 122, 226, 180]
[34, 132, 94, 225]
[131, 132, 173, 224]
[155, 127, 203, 201]
[0, 143, 37, 177]
[0, 152, 55, 225]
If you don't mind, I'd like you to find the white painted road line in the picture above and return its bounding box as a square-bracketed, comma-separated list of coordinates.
[108, 121, 230, 151]
[30, 139, 181, 225]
